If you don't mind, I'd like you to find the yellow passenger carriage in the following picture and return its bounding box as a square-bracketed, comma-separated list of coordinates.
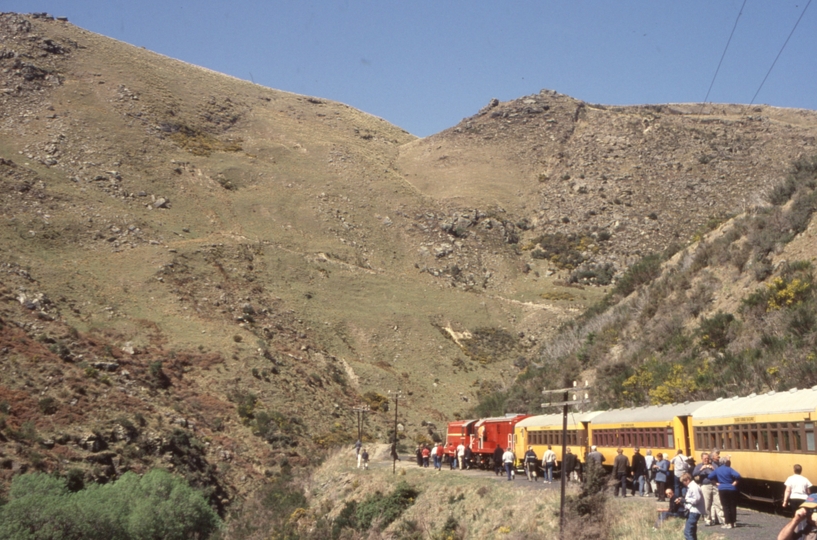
[588, 401, 710, 466]
[513, 411, 603, 469]
[690, 387, 817, 500]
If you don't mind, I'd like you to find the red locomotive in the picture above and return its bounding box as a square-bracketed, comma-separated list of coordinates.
[446, 414, 529, 468]
[445, 419, 477, 461]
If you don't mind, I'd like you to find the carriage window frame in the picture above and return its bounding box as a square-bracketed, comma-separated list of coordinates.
[692, 421, 816, 454]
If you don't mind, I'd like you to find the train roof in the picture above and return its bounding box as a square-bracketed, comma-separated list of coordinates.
[447, 419, 477, 427]
[474, 414, 528, 426]
[516, 411, 604, 429]
[693, 387, 817, 420]
[592, 401, 711, 425]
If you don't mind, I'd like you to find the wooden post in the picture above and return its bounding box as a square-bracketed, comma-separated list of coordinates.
[541, 381, 592, 540]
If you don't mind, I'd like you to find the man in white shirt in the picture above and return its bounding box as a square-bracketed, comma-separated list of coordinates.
[456, 443, 465, 470]
[502, 447, 515, 481]
[681, 472, 705, 540]
[672, 449, 690, 498]
[542, 445, 557, 484]
[784, 464, 814, 512]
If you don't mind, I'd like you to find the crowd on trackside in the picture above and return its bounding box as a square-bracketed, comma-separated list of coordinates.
[354, 439, 817, 540]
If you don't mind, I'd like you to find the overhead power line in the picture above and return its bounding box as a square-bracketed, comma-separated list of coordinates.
[700, 0, 748, 114]
[750, 0, 813, 105]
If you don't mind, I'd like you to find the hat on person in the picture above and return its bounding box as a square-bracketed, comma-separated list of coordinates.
[801, 494, 817, 509]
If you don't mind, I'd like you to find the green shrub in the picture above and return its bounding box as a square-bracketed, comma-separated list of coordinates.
[362, 391, 389, 412]
[698, 312, 735, 351]
[0, 469, 220, 540]
[235, 392, 257, 422]
[65, 468, 85, 492]
[355, 481, 420, 531]
[768, 175, 798, 205]
[612, 253, 662, 297]
[569, 263, 615, 285]
[38, 397, 58, 415]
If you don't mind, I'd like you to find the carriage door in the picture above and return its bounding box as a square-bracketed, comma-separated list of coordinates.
[680, 416, 692, 456]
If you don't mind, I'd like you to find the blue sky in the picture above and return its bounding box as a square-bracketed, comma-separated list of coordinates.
[4, 1, 816, 137]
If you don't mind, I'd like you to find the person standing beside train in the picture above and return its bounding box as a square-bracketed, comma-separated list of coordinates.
[463, 445, 473, 470]
[632, 447, 648, 496]
[564, 448, 578, 482]
[692, 452, 721, 526]
[543, 445, 557, 484]
[784, 465, 813, 512]
[523, 446, 538, 482]
[613, 447, 630, 497]
[502, 447, 515, 481]
[681, 472, 706, 540]
[645, 449, 655, 495]
[421, 445, 430, 468]
[492, 445, 504, 476]
[456, 442, 465, 470]
[587, 445, 605, 466]
[654, 453, 670, 502]
[672, 449, 691, 498]
[708, 457, 741, 529]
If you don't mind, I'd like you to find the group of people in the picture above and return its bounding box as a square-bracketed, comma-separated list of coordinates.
[415, 442, 478, 471]
[415, 443, 450, 470]
[601, 446, 742, 540]
[360, 439, 817, 539]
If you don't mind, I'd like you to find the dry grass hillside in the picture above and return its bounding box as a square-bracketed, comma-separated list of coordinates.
[2, 11, 817, 520]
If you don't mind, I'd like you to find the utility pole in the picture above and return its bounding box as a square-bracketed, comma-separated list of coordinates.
[542, 381, 592, 539]
[351, 404, 370, 445]
[388, 390, 402, 474]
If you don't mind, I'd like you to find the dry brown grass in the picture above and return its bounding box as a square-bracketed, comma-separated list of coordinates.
[299, 446, 703, 540]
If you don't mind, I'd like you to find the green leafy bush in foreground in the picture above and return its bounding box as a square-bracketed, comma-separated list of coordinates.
[0, 469, 220, 540]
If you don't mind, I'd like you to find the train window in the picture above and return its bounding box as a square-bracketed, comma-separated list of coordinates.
[806, 423, 815, 452]
[667, 427, 674, 449]
[761, 430, 769, 451]
[772, 430, 780, 452]
[740, 429, 748, 450]
[793, 428, 802, 452]
[783, 431, 791, 452]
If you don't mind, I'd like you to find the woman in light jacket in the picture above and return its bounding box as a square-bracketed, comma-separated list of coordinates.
[653, 452, 670, 502]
